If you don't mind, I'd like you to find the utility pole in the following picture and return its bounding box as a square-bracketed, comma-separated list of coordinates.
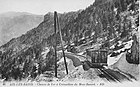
[56, 13, 68, 75]
[53, 11, 68, 77]
[54, 11, 57, 77]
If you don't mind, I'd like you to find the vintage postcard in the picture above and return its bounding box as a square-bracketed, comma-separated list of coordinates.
[0, 0, 139, 87]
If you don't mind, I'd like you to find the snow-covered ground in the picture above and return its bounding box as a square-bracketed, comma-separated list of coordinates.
[57, 57, 75, 73]
[114, 40, 133, 53]
[61, 65, 103, 82]
[111, 52, 139, 80]
[107, 38, 139, 80]
[107, 53, 124, 66]
[107, 39, 133, 66]
[41, 47, 50, 59]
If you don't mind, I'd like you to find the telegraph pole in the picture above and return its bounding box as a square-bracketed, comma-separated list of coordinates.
[56, 13, 68, 75]
[54, 11, 57, 77]
[53, 11, 68, 77]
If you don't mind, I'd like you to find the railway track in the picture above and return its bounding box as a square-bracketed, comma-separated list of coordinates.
[95, 68, 132, 82]
[98, 68, 120, 82]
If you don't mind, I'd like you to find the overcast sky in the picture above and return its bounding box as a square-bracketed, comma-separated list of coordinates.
[0, 0, 94, 15]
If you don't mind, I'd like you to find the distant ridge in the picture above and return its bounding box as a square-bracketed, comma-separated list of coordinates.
[0, 11, 44, 46]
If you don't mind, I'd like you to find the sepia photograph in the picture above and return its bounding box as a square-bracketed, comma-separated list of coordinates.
[0, 0, 139, 87]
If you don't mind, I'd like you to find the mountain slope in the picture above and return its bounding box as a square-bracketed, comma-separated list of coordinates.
[0, 12, 43, 46]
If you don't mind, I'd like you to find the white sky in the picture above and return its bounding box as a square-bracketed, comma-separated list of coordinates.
[0, 0, 95, 15]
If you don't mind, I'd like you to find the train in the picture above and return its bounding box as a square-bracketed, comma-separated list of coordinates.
[86, 48, 108, 68]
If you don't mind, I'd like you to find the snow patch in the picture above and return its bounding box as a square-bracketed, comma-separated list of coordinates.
[62, 65, 102, 82]
[111, 52, 139, 80]
[114, 40, 133, 53]
[108, 40, 134, 66]
[77, 51, 85, 55]
[57, 57, 76, 73]
[117, 41, 122, 46]
[41, 47, 50, 58]
[91, 32, 95, 36]
[57, 57, 71, 64]
[107, 53, 124, 66]
[110, 44, 115, 49]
